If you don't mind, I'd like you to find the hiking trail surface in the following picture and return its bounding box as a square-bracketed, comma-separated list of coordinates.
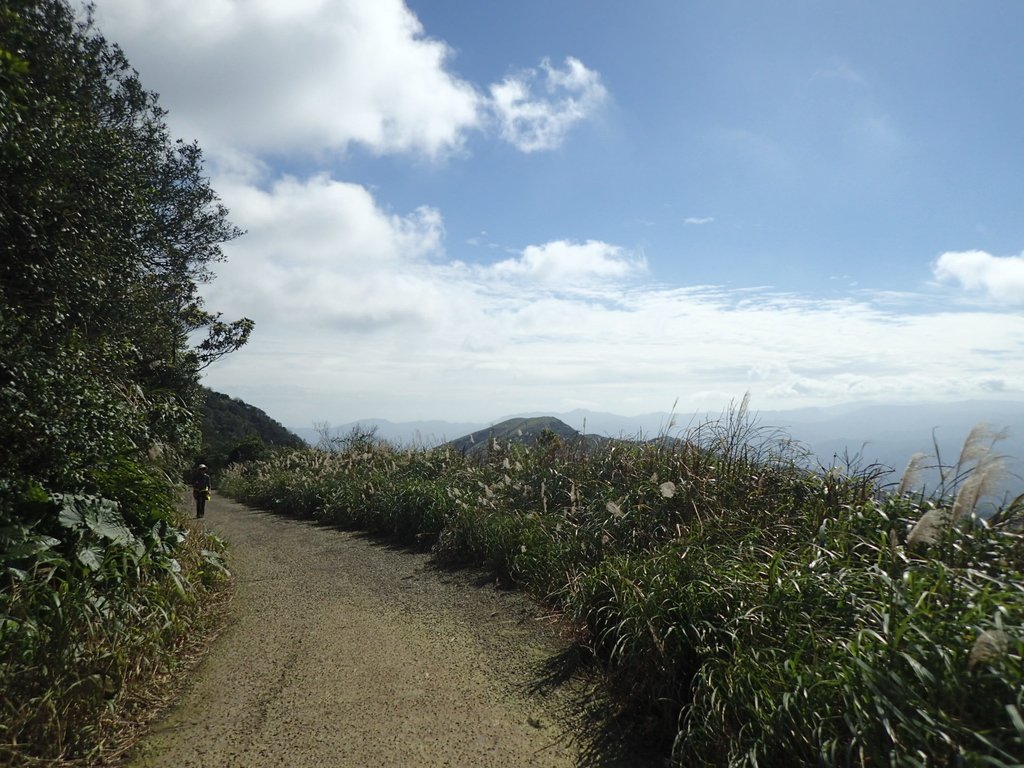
[126, 494, 657, 768]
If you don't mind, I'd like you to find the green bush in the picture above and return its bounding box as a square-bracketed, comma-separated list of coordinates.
[1, 1, 246, 760]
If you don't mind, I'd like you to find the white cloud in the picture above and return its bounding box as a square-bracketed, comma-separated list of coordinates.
[93, 0, 482, 159]
[89, 0, 1023, 424]
[92, 1, 607, 159]
[488, 240, 646, 285]
[199, 172, 1024, 424]
[812, 61, 867, 87]
[205, 173, 447, 331]
[489, 57, 608, 153]
[933, 250, 1024, 303]
[205, 266, 1024, 424]
[684, 217, 714, 225]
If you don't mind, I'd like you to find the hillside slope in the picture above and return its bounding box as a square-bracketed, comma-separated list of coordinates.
[200, 388, 306, 470]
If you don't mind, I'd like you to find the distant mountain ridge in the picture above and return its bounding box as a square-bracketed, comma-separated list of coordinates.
[290, 418, 484, 448]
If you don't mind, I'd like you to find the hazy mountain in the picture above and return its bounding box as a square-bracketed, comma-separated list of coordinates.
[290, 418, 486, 448]
[502, 408, 687, 438]
[764, 401, 1024, 497]
[291, 400, 1024, 496]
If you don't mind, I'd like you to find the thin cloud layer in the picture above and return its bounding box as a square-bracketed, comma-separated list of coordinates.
[934, 250, 1024, 303]
[489, 57, 609, 152]
[205, 276, 1024, 424]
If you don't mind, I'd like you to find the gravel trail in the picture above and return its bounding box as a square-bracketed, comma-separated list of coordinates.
[126, 494, 649, 768]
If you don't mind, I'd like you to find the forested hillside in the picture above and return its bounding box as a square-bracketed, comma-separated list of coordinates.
[201, 388, 306, 470]
[0, 2, 250, 762]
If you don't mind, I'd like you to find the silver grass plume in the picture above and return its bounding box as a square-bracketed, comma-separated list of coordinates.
[897, 452, 929, 496]
[906, 508, 950, 550]
[949, 423, 1008, 480]
[951, 449, 1007, 522]
[969, 629, 1010, 669]
[954, 423, 995, 473]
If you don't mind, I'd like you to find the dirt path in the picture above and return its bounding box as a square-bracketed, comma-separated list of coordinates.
[126, 494, 651, 768]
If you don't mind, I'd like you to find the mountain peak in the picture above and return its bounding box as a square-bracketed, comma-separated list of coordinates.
[445, 416, 579, 457]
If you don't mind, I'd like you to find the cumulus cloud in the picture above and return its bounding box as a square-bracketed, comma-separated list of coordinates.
[933, 250, 1024, 303]
[205, 173, 447, 331]
[489, 57, 608, 152]
[92, 0, 606, 158]
[94, 0, 482, 158]
[488, 240, 646, 285]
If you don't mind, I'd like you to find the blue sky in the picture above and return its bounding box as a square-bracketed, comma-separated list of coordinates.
[92, 0, 1024, 426]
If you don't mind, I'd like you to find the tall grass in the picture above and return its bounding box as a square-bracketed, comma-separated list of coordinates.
[220, 409, 1024, 766]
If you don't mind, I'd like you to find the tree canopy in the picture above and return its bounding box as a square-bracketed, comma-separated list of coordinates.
[0, 0, 252, 503]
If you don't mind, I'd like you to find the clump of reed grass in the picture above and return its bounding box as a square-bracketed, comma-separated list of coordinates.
[905, 424, 1013, 555]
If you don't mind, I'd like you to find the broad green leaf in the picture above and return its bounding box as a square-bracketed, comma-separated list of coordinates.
[77, 545, 102, 571]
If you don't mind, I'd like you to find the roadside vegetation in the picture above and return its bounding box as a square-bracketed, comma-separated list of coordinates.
[1, 1, 246, 762]
[221, 402, 1024, 766]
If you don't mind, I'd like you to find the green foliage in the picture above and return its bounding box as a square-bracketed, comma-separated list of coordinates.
[220, 411, 1024, 767]
[1, 0, 252, 489]
[0, 1, 246, 761]
[0, 490, 228, 763]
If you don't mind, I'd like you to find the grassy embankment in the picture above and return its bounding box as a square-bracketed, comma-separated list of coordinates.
[0, 479, 229, 766]
[220, 405, 1024, 766]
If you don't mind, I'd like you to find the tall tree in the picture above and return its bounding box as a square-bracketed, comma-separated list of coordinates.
[0, 0, 251, 502]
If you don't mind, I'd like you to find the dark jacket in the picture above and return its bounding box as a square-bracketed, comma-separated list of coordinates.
[192, 470, 211, 498]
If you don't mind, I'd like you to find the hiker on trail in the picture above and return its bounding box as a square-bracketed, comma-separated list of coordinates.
[193, 464, 211, 519]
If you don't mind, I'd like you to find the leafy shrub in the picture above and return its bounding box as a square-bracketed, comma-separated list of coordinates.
[0, 487, 228, 763]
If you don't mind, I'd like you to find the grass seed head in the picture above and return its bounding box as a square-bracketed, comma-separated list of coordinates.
[951, 454, 1006, 521]
[897, 452, 929, 496]
[906, 508, 950, 550]
[968, 629, 1010, 669]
